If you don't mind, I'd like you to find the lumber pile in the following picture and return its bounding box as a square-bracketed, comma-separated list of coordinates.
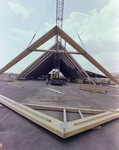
[78, 84, 107, 93]
[6, 82, 21, 87]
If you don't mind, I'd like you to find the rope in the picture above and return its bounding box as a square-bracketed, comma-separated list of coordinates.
[64, 6, 86, 51]
[28, 0, 55, 47]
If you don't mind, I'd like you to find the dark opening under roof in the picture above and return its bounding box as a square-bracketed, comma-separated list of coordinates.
[17, 43, 107, 81]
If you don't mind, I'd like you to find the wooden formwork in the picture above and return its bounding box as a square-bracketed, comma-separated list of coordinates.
[0, 94, 119, 139]
[78, 84, 108, 93]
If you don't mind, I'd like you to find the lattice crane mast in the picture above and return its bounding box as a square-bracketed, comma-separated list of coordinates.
[54, 0, 64, 70]
[51, 0, 65, 85]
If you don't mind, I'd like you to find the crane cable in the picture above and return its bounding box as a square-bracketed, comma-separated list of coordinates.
[28, 0, 55, 47]
[64, 6, 86, 51]
[64, 6, 92, 83]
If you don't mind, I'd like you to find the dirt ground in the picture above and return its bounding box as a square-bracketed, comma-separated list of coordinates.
[0, 80, 119, 150]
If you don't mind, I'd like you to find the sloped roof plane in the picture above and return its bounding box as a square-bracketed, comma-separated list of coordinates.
[0, 26, 118, 85]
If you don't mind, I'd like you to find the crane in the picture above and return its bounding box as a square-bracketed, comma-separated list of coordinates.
[55, 0, 64, 70]
[51, 0, 65, 85]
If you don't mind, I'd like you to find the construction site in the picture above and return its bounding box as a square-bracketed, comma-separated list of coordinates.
[0, 0, 119, 150]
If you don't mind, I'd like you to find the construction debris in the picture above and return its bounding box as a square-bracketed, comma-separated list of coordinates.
[6, 82, 21, 88]
[78, 84, 107, 93]
[111, 95, 119, 98]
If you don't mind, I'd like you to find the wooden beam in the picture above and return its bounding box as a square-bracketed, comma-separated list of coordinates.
[56, 26, 119, 85]
[30, 49, 80, 54]
[40, 99, 69, 102]
[0, 94, 64, 138]
[0, 94, 119, 139]
[60, 44, 95, 84]
[78, 109, 84, 119]
[111, 95, 119, 98]
[0, 26, 56, 75]
[22, 103, 107, 114]
[17, 44, 56, 79]
[78, 84, 107, 93]
[65, 109, 119, 138]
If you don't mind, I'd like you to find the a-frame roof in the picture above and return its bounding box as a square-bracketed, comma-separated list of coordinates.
[17, 43, 106, 81]
[17, 43, 91, 81]
[0, 26, 119, 85]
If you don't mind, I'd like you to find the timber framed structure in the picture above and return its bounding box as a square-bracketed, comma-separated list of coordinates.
[0, 26, 118, 85]
[0, 94, 119, 139]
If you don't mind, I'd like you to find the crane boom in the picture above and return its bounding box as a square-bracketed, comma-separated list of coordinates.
[51, 0, 65, 85]
[55, 0, 64, 70]
[56, 0, 64, 44]
[56, 0, 64, 30]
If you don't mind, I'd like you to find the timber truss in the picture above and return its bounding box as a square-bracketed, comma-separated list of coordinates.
[0, 26, 119, 85]
[0, 94, 119, 139]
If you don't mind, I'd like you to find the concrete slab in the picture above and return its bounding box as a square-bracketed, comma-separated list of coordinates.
[0, 80, 119, 150]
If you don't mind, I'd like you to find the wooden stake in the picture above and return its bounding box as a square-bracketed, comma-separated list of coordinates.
[0, 143, 2, 150]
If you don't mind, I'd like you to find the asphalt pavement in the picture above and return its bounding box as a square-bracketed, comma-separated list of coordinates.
[0, 80, 119, 150]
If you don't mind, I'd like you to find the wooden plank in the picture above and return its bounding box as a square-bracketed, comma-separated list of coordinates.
[6, 82, 21, 88]
[0, 94, 64, 138]
[74, 111, 111, 126]
[111, 95, 119, 98]
[57, 26, 119, 85]
[47, 87, 65, 95]
[22, 103, 107, 114]
[0, 26, 56, 75]
[17, 44, 55, 78]
[64, 110, 119, 138]
[61, 46, 95, 84]
[78, 84, 107, 93]
[31, 49, 80, 54]
[40, 99, 69, 102]
[0, 143, 2, 150]
[22, 52, 53, 78]
[78, 109, 84, 119]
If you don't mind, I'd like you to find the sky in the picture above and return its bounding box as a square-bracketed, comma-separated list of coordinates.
[0, 0, 119, 75]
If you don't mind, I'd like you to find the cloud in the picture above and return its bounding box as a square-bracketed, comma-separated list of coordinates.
[62, 0, 119, 73]
[65, 0, 119, 52]
[8, 2, 33, 18]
